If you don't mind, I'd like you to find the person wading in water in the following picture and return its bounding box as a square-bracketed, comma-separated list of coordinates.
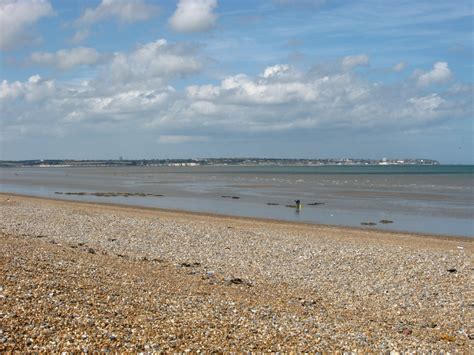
[295, 199, 302, 210]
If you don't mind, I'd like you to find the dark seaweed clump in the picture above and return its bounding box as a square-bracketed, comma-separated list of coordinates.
[55, 192, 163, 197]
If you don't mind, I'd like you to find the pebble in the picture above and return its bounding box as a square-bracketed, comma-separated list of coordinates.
[0, 196, 471, 352]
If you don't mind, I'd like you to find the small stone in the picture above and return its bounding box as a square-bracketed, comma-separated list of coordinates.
[401, 328, 412, 336]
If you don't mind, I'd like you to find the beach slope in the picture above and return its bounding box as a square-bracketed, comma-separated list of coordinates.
[0, 194, 472, 351]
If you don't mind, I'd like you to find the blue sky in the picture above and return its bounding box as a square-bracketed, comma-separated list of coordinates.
[0, 0, 472, 163]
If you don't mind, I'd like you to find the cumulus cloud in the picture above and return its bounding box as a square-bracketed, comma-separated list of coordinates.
[416, 61, 452, 87]
[30, 47, 103, 70]
[167, 63, 466, 133]
[77, 0, 159, 25]
[0, 75, 55, 102]
[102, 39, 202, 89]
[342, 54, 369, 69]
[0, 0, 54, 50]
[169, 0, 217, 33]
[262, 64, 290, 78]
[1, 44, 471, 143]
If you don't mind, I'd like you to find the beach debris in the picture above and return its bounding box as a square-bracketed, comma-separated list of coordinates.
[421, 322, 438, 328]
[379, 219, 394, 224]
[361, 222, 377, 226]
[447, 268, 457, 273]
[108, 238, 117, 242]
[298, 298, 317, 307]
[180, 262, 201, 268]
[221, 195, 240, 199]
[228, 277, 244, 285]
[87, 248, 96, 254]
[307, 202, 325, 206]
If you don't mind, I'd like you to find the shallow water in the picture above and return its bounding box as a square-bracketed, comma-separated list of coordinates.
[1, 165, 473, 237]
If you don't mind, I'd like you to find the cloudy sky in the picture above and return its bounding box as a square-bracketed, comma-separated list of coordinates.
[0, 0, 472, 163]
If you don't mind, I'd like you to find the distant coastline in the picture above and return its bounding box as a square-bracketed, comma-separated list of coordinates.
[0, 157, 441, 168]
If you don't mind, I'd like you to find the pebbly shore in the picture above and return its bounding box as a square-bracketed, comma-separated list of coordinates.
[0, 194, 472, 352]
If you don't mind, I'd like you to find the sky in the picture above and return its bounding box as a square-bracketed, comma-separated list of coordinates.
[0, 0, 473, 163]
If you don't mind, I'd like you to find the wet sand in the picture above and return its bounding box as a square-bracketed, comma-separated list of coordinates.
[0, 193, 472, 352]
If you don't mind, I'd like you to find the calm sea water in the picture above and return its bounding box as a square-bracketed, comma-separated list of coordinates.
[1, 165, 473, 237]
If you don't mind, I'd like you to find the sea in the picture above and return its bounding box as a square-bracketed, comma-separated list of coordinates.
[1, 165, 473, 237]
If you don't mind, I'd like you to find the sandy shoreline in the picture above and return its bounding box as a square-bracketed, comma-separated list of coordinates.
[0, 193, 472, 351]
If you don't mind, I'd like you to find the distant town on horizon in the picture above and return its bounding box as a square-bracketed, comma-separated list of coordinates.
[1, 157, 441, 168]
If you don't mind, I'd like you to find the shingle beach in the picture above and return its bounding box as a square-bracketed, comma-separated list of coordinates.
[0, 194, 472, 352]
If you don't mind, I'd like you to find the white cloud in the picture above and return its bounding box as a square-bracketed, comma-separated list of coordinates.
[77, 0, 159, 25]
[416, 61, 452, 87]
[1, 43, 470, 143]
[103, 39, 202, 87]
[408, 94, 445, 117]
[342, 54, 369, 70]
[30, 47, 103, 70]
[186, 84, 221, 100]
[0, 0, 53, 50]
[0, 75, 55, 102]
[71, 29, 90, 44]
[169, 0, 217, 33]
[392, 61, 406, 72]
[262, 64, 290, 78]
[157, 135, 209, 143]
[166, 64, 460, 132]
